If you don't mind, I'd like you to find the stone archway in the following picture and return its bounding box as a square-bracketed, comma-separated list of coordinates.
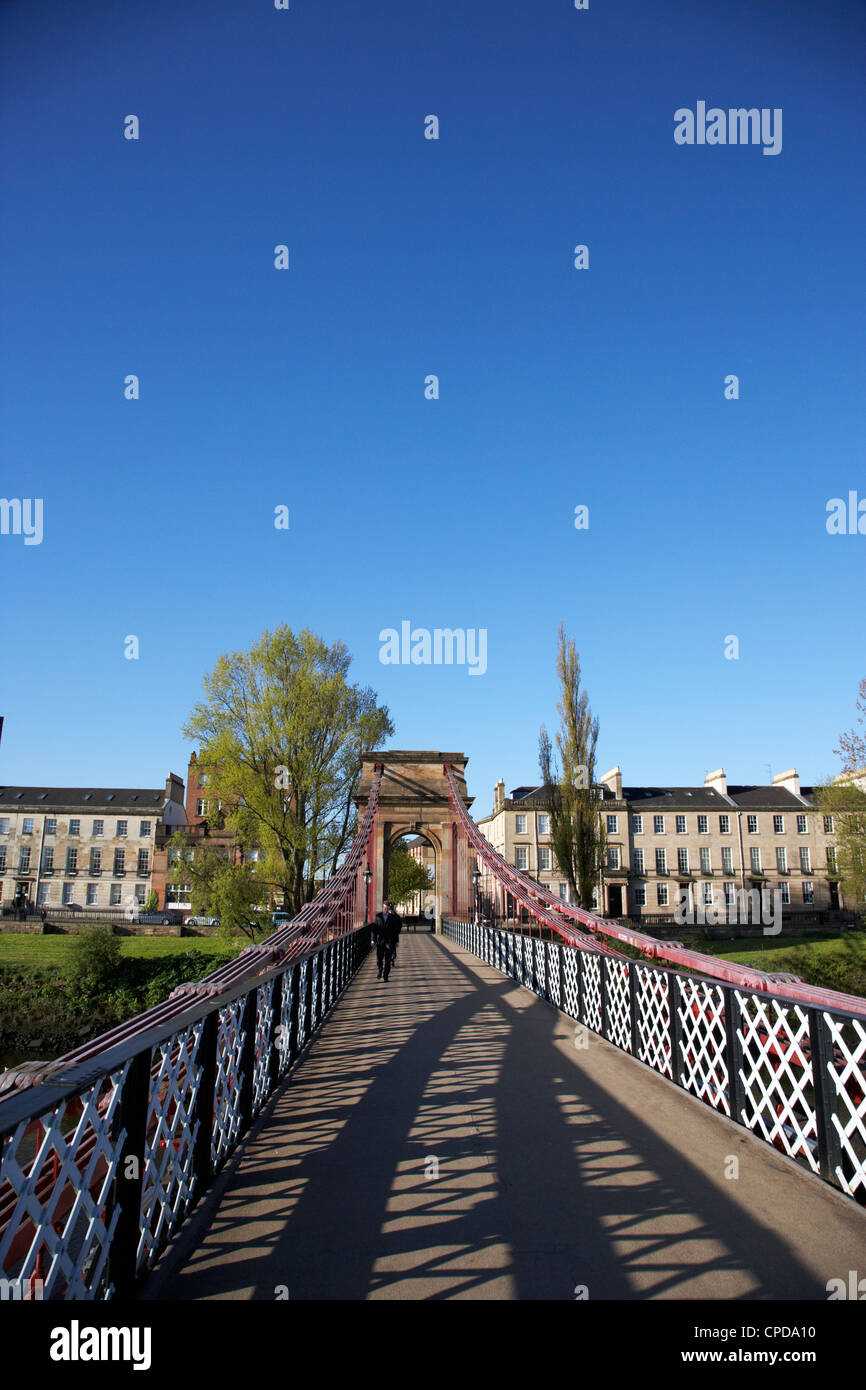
[354, 751, 473, 924]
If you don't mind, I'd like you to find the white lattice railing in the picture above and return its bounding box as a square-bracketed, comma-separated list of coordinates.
[443, 918, 866, 1205]
[0, 926, 371, 1299]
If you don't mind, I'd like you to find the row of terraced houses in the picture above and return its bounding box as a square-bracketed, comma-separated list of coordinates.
[0, 756, 860, 925]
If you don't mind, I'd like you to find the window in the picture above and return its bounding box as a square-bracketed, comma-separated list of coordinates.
[824, 815, 834, 834]
[701, 882, 713, 905]
[776, 847, 787, 873]
[116, 820, 128, 837]
[634, 885, 646, 907]
[0, 848, 6, 872]
[632, 815, 643, 834]
[515, 815, 527, 834]
[36, 883, 50, 906]
[675, 815, 686, 834]
[773, 815, 784, 834]
[633, 848, 644, 873]
[559, 883, 568, 900]
[90, 849, 101, 873]
[653, 815, 665, 834]
[723, 882, 735, 907]
[721, 847, 734, 874]
[697, 815, 708, 834]
[719, 814, 730, 834]
[113, 849, 126, 875]
[802, 881, 814, 905]
[140, 820, 152, 837]
[62, 882, 74, 905]
[168, 848, 180, 865]
[167, 884, 190, 905]
[799, 847, 811, 872]
[65, 848, 78, 873]
[827, 847, 837, 872]
[797, 814, 808, 834]
[538, 846, 551, 871]
[0, 817, 9, 834]
[606, 814, 618, 834]
[747, 815, 758, 833]
[69, 818, 80, 836]
[109, 884, 122, 906]
[780, 881, 790, 905]
[677, 848, 690, 873]
[18, 848, 30, 872]
[607, 847, 620, 870]
[44, 817, 56, 834]
[22, 817, 34, 835]
[134, 883, 146, 905]
[700, 847, 712, 874]
[657, 883, 669, 907]
[137, 849, 150, 876]
[41, 847, 53, 871]
[750, 847, 762, 873]
[515, 846, 528, 870]
[196, 799, 205, 817]
[537, 814, 549, 835]
[92, 819, 104, 837]
[86, 884, 98, 906]
[655, 848, 667, 874]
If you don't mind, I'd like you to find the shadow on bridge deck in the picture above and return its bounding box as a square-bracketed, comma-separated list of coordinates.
[144, 932, 866, 1301]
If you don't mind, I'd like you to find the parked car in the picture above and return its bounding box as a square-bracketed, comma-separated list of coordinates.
[184, 915, 221, 927]
[133, 912, 172, 926]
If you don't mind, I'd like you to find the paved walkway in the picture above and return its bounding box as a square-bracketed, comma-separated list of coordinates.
[145, 931, 866, 1300]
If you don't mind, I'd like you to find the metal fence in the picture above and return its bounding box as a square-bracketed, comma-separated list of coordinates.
[0, 925, 371, 1299]
[443, 918, 866, 1205]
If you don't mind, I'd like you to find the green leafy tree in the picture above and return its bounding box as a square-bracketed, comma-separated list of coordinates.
[183, 626, 394, 915]
[538, 624, 606, 911]
[387, 844, 432, 906]
[169, 837, 266, 941]
[143, 889, 159, 914]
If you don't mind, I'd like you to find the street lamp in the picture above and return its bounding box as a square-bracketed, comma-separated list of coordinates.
[363, 866, 372, 889]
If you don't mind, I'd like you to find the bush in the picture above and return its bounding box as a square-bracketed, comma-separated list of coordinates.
[65, 927, 122, 1002]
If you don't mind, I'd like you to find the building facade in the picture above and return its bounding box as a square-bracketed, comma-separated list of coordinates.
[477, 766, 852, 923]
[0, 775, 186, 916]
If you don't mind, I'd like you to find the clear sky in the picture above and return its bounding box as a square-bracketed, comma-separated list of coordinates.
[1, 0, 864, 817]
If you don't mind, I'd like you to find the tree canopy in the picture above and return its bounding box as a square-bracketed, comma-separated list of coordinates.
[182, 626, 394, 915]
[538, 624, 606, 910]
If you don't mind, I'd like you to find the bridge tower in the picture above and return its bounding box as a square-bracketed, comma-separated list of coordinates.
[354, 751, 473, 923]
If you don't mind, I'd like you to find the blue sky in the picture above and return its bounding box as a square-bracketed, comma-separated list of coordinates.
[1, 0, 864, 816]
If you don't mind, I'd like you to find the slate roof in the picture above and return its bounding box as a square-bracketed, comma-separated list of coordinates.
[0, 787, 166, 809]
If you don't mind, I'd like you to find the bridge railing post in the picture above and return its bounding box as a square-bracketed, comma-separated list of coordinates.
[269, 971, 284, 1096]
[724, 987, 746, 1126]
[629, 962, 640, 1057]
[189, 1008, 219, 1210]
[237, 986, 258, 1137]
[288, 962, 302, 1066]
[600, 955, 609, 1040]
[667, 971, 683, 1088]
[107, 1043, 151, 1299]
[576, 946, 586, 1025]
[808, 1005, 844, 1187]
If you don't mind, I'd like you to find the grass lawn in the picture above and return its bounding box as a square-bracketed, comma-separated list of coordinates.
[0, 933, 247, 970]
[697, 932, 866, 967]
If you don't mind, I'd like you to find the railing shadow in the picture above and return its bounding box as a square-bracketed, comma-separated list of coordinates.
[144, 933, 852, 1301]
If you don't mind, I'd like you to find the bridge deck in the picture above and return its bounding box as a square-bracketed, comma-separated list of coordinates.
[145, 932, 866, 1301]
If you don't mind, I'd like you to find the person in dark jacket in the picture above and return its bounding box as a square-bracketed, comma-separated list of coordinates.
[371, 902, 401, 981]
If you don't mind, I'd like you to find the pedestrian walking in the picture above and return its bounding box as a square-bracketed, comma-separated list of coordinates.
[371, 901, 401, 981]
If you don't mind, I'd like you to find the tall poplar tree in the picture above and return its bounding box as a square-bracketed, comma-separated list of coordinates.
[538, 624, 606, 911]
